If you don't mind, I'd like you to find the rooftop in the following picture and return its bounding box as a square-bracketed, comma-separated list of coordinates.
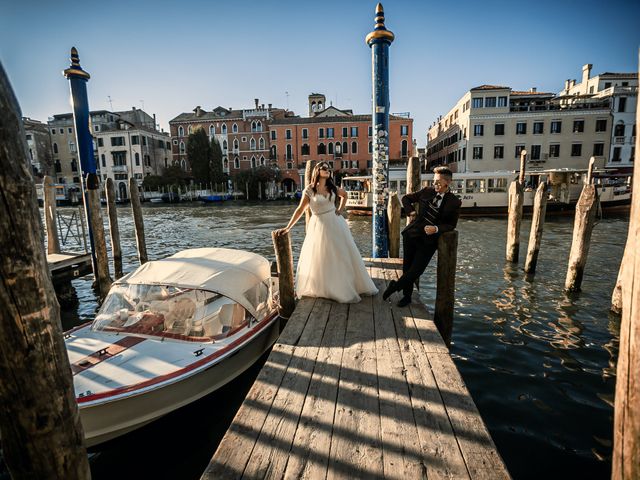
[471, 85, 510, 90]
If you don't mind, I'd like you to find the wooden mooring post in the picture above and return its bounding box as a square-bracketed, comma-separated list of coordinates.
[271, 231, 295, 319]
[0, 61, 90, 480]
[304, 160, 315, 229]
[506, 149, 526, 262]
[610, 256, 625, 315]
[564, 157, 598, 292]
[524, 181, 548, 274]
[612, 69, 639, 478]
[434, 230, 458, 347]
[43, 175, 61, 254]
[129, 177, 148, 265]
[106, 178, 123, 278]
[87, 173, 112, 299]
[386, 192, 401, 258]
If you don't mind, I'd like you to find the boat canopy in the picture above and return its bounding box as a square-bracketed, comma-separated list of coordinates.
[117, 248, 271, 320]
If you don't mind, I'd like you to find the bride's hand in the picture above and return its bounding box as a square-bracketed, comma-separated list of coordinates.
[275, 227, 290, 236]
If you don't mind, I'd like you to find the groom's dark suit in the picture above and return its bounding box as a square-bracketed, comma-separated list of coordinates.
[395, 187, 462, 298]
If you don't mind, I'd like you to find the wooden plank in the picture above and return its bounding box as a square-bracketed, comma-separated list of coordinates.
[241, 299, 332, 478]
[328, 292, 383, 479]
[282, 302, 349, 480]
[202, 298, 316, 479]
[381, 261, 471, 479]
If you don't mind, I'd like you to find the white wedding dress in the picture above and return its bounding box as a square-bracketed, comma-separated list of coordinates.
[296, 186, 378, 303]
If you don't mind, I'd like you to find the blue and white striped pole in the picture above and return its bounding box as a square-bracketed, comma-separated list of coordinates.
[366, 3, 394, 258]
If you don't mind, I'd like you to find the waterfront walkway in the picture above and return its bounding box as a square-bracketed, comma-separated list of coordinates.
[202, 258, 510, 479]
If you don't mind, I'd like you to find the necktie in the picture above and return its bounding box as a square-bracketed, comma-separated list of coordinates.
[433, 194, 443, 208]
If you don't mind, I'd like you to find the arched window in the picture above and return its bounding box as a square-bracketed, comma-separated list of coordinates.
[342, 142, 348, 155]
[259, 137, 265, 150]
[401, 140, 408, 157]
[271, 145, 277, 159]
[250, 138, 256, 150]
[232, 123, 238, 133]
[251, 121, 256, 132]
[614, 123, 625, 137]
[179, 141, 185, 154]
[70, 159, 78, 172]
[188, 125, 193, 135]
[286, 144, 293, 160]
[351, 141, 358, 154]
[368, 141, 373, 154]
[260, 155, 265, 166]
[317, 143, 326, 155]
[318, 102, 323, 110]
[178, 126, 184, 137]
[135, 152, 140, 166]
[224, 159, 228, 170]
[54, 160, 61, 173]
[221, 123, 227, 134]
[222, 139, 228, 152]
[53, 142, 58, 154]
[209, 124, 215, 136]
[233, 139, 239, 151]
[180, 159, 187, 170]
[301, 144, 310, 156]
[234, 157, 239, 169]
[256, 121, 262, 132]
[335, 142, 342, 156]
[251, 156, 256, 168]
[328, 143, 334, 155]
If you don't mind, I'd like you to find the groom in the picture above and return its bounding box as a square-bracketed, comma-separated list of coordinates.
[383, 166, 462, 307]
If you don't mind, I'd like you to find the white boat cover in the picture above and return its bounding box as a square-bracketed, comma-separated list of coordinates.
[117, 248, 271, 319]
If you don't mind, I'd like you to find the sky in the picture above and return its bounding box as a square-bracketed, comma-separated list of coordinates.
[1, 0, 639, 146]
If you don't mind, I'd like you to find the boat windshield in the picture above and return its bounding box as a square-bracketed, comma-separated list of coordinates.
[91, 283, 253, 342]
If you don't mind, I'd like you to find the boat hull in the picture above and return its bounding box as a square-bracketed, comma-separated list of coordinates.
[80, 317, 280, 447]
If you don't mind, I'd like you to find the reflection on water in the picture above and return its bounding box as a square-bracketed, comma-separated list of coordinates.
[53, 202, 625, 479]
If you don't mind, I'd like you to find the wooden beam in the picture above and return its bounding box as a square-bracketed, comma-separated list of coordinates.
[524, 181, 548, 274]
[129, 177, 148, 265]
[105, 178, 123, 279]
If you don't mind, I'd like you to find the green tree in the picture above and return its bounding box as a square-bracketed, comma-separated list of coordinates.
[232, 166, 280, 200]
[187, 128, 212, 184]
[210, 136, 225, 185]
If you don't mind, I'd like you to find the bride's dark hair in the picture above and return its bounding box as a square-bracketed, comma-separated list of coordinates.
[310, 162, 338, 202]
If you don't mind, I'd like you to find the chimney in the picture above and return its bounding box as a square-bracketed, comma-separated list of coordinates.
[254, 98, 259, 109]
[132, 106, 136, 111]
[268, 103, 272, 109]
[564, 79, 570, 91]
[194, 106, 203, 117]
[582, 64, 592, 84]
[153, 113, 156, 129]
[571, 79, 576, 88]
[530, 87, 537, 93]
[261, 103, 265, 110]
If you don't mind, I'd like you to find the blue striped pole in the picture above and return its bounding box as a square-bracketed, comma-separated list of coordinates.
[63, 47, 98, 271]
[366, 3, 394, 258]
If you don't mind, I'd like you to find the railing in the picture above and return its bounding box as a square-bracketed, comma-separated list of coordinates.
[55, 207, 88, 253]
[509, 101, 610, 112]
[615, 137, 625, 144]
[112, 165, 127, 172]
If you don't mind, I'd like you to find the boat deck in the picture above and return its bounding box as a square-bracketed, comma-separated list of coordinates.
[202, 258, 510, 479]
[47, 252, 92, 284]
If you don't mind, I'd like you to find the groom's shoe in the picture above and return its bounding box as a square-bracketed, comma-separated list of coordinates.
[397, 296, 412, 308]
[382, 280, 398, 301]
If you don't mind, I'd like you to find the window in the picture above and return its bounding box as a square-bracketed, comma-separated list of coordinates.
[593, 143, 604, 156]
[135, 152, 140, 166]
[342, 127, 348, 137]
[368, 141, 373, 153]
[352, 141, 358, 154]
[232, 123, 238, 133]
[485, 97, 496, 107]
[233, 139, 239, 151]
[112, 151, 127, 166]
[111, 136, 125, 146]
[301, 144, 310, 155]
[188, 126, 193, 135]
[473, 124, 484, 137]
[97, 138, 104, 147]
[612, 147, 621, 161]
[589, 86, 594, 94]
[302, 128, 308, 139]
[259, 137, 265, 150]
[250, 138, 256, 150]
[551, 121, 562, 134]
[166, 141, 171, 150]
[472, 146, 483, 159]
[317, 143, 326, 155]
[59, 129, 63, 134]
[131, 135, 140, 145]
[328, 143, 334, 155]
[350, 126, 358, 137]
[515, 145, 526, 158]
[595, 119, 607, 132]
[494, 123, 505, 136]
[604, 82, 612, 89]
[94, 125, 100, 132]
[54, 160, 61, 173]
[614, 124, 625, 137]
[549, 144, 560, 158]
[533, 122, 544, 134]
[256, 121, 262, 132]
[234, 157, 240, 169]
[221, 124, 227, 134]
[241, 136, 247, 143]
[368, 126, 372, 137]
[466, 179, 486, 193]
[179, 141, 185, 154]
[270, 130, 276, 140]
[516, 122, 527, 135]
[286, 129, 292, 140]
[400, 125, 409, 136]
[260, 155, 265, 166]
[318, 128, 325, 138]
[50, 128, 56, 135]
[498, 96, 507, 107]
[173, 139, 178, 145]
[488, 178, 508, 192]
[618, 97, 627, 112]
[472, 98, 483, 108]
[327, 127, 334, 138]
[68, 127, 73, 133]
[531, 145, 541, 160]
[250, 121, 256, 132]
[101, 154, 106, 167]
[142, 136, 147, 146]
[286, 144, 293, 160]
[251, 156, 256, 168]
[573, 120, 584, 133]
[342, 141, 348, 155]
[494, 145, 504, 159]
[571, 144, 582, 157]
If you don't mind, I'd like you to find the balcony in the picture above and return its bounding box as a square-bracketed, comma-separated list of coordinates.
[614, 137, 626, 144]
[112, 165, 127, 172]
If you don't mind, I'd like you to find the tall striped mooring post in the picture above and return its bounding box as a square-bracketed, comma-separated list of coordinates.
[366, 3, 394, 258]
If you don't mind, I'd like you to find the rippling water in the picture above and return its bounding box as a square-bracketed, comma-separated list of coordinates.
[55, 201, 625, 479]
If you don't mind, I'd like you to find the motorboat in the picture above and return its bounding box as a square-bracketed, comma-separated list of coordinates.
[200, 193, 233, 203]
[65, 248, 280, 447]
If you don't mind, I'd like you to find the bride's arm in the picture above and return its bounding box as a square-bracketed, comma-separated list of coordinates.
[277, 193, 310, 234]
[336, 188, 348, 215]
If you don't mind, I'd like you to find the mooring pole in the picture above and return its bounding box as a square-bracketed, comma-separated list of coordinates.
[63, 47, 99, 274]
[366, 3, 394, 258]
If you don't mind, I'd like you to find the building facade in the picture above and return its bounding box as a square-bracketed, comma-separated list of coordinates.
[23, 117, 54, 179]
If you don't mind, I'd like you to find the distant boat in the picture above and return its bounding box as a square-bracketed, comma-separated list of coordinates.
[65, 248, 280, 447]
[200, 193, 232, 203]
[149, 197, 164, 204]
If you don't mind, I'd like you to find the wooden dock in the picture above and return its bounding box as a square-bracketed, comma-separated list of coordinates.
[47, 252, 92, 284]
[203, 258, 510, 479]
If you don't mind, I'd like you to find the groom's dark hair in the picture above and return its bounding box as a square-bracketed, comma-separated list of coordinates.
[433, 166, 453, 181]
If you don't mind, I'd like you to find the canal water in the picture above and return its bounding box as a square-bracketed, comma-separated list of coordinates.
[55, 202, 625, 479]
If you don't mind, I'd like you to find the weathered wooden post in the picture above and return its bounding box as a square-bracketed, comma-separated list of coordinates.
[304, 160, 315, 229]
[434, 230, 458, 347]
[564, 157, 598, 292]
[43, 175, 61, 254]
[106, 178, 123, 278]
[271, 230, 295, 320]
[506, 149, 526, 262]
[129, 177, 148, 265]
[87, 173, 112, 299]
[524, 181, 548, 274]
[612, 69, 639, 478]
[406, 155, 421, 225]
[611, 257, 625, 315]
[386, 192, 401, 258]
[0, 60, 90, 480]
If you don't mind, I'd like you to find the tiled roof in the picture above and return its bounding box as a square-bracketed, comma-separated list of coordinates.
[169, 110, 245, 123]
[471, 85, 510, 90]
[271, 114, 410, 125]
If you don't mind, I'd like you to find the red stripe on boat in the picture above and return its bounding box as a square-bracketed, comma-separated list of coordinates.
[76, 311, 278, 404]
[71, 336, 147, 375]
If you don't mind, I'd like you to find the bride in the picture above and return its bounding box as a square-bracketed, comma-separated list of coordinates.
[276, 162, 378, 303]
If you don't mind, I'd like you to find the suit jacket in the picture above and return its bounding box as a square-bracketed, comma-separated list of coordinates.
[401, 187, 462, 241]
